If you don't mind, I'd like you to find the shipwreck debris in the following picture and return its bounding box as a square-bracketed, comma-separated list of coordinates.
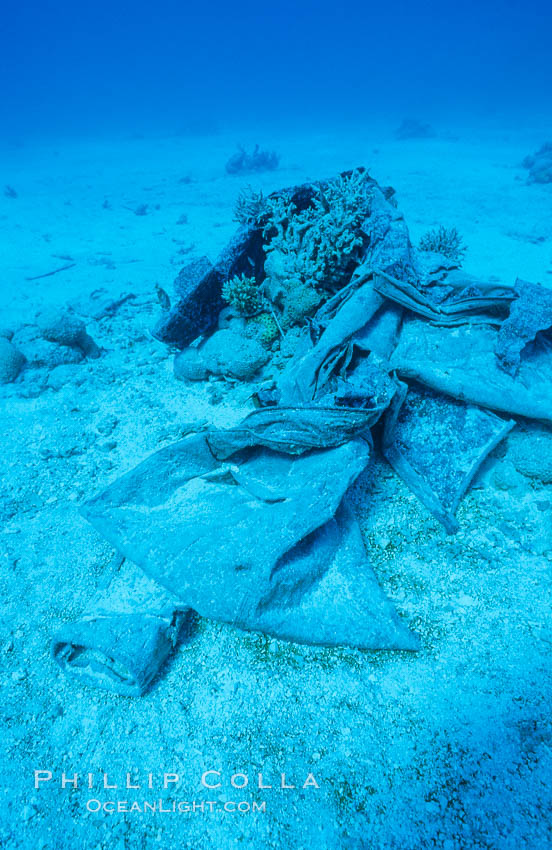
[51, 164, 552, 695]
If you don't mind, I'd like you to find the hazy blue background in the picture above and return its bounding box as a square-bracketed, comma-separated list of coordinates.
[1, 0, 551, 138]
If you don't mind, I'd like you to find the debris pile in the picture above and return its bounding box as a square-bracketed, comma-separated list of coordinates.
[53, 167, 552, 695]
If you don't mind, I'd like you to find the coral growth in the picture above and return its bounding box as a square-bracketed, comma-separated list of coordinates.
[261, 169, 373, 322]
[233, 187, 268, 226]
[245, 312, 280, 348]
[171, 169, 384, 379]
[507, 426, 552, 484]
[36, 309, 101, 358]
[223, 169, 375, 338]
[225, 145, 279, 175]
[174, 330, 269, 382]
[280, 283, 322, 330]
[222, 274, 263, 316]
[419, 225, 467, 263]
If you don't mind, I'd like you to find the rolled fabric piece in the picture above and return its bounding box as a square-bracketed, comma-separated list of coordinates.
[52, 559, 189, 697]
[206, 405, 384, 460]
[374, 268, 514, 325]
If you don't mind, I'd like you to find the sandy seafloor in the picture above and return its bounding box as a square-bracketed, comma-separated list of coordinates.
[0, 120, 551, 850]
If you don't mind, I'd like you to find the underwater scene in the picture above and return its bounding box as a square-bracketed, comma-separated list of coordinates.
[1, 1, 551, 848]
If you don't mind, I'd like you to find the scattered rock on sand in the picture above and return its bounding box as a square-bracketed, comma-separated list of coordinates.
[225, 144, 280, 174]
[0, 327, 14, 340]
[16, 336, 84, 369]
[16, 369, 48, 398]
[174, 348, 209, 382]
[507, 427, 552, 484]
[96, 414, 119, 436]
[174, 330, 270, 382]
[493, 460, 526, 492]
[0, 338, 25, 383]
[36, 308, 101, 358]
[47, 364, 85, 391]
[395, 118, 436, 140]
[200, 329, 270, 380]
[522, 142, 552, 184]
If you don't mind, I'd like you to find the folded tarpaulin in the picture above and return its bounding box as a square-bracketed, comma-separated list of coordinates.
[77, 429, 417, 662]
[278, 278, 385, 404]
[374, 269, 513, 326]
[206, 405, 388, 460]
[250, 496, 418, 649]
[382, 381, 515, 533]
[390, 315, 552, 425]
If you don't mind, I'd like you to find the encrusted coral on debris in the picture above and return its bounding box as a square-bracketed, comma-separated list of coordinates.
[254, 169, 374, 333]
[507, 426, 552, 484]
[36, 308, 101, 358]
[172, 168, 377, 381]
[263, 169, 372, 299]
[233, 187, 267, 226]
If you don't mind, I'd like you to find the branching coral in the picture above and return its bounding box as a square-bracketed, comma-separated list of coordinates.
[260, 170, 373, 326]
[233, 187, 268, 226]
[222, 274, 263, 316]
[419, 225, 467, 263]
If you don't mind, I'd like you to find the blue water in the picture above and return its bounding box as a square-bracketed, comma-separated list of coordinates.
[2, 0, 551, 138]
